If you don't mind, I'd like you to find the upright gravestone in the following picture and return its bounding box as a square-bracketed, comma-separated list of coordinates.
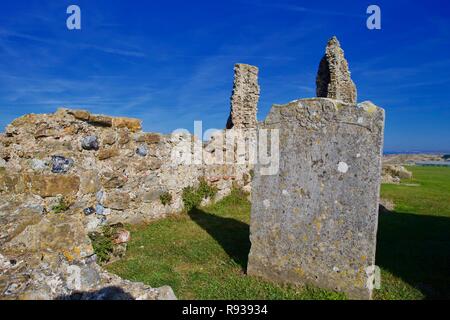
[248, 98, 384, 299]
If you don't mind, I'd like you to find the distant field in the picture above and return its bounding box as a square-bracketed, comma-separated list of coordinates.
[107, 167, 450, 300]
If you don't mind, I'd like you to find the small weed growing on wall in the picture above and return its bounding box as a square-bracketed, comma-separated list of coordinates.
[89, 225, 115, 264]
[160, 192, 173, 206]
[198, 177, 218, 199]
[182, 186, 203, 211]
[51, 197, 70, 214]
[230, 183, 249, 199]
[182, 177, 218, 211]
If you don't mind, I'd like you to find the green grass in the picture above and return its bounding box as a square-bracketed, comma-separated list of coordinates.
[375, 166, 450, 300]
[107, 189, 344, 300]
[107, 167, 450, 300]
[380, 166, 450, 216]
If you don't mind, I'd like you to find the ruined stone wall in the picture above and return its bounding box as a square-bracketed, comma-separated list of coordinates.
[0, 107, 253, 299]
[0, 108, 252, 227]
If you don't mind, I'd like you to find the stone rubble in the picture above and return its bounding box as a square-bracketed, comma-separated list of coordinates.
[381, 165, 413, 184]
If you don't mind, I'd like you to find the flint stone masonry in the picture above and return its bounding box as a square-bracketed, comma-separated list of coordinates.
[226, 64, 260, 129]
[248, 98, 384, 299]
[316, 36, 357, 104]
[0, 211, 176, 300]
[136, 145, 148, 157]
[81, 135, 99, 151]
[51, 155, 74, 173]
[0, 108, 252, 221]
[0, 104, 253, 299]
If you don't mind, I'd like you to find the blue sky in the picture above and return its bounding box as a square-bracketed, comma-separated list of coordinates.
[0, 0, 449, 152]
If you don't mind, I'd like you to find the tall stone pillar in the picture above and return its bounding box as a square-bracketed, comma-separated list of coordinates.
[226, 64, 260, 129]
[316, 36, 357, 104]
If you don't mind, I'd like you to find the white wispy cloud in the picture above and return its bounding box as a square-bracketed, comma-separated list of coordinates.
[250, 2, 365, 18]
[0, 28, 147, 58]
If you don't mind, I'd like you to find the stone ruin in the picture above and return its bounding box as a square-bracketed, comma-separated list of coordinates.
[0, 36, 384, 300]
[226, 63, 260, 129]
[248, 37, 384, 299]
[316, 36, 357, 104]
[0, 110, 253, 299]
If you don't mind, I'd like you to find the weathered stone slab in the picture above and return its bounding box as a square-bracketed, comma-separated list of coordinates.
[112, 117, 142, 132]
[134, 133, 161, 144]
[118, 130, 130, 145]
[34, 126, 59, 139]
[3, 214, 94, 258]
[0, 171, 27, 194]
[0, 172, 80, 197]
[102, 131, 117, 145]
[80, 171, 101, 194]
[101, 171, 127, 189]
[89, 115, 113, 127]
[98, 148, 119, 160]
[248, 98, 384, 299]
[29, 174, 80, 197]
[68, 109, 91, 121]
[103, 190, 131, 210]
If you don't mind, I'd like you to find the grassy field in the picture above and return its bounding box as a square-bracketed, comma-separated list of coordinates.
[107, 167, 450, 300]
[376, 166, 450, 299]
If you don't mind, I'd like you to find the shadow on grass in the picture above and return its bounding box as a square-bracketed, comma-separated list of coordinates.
[376, 210, 450, 299]
[187, 207, 251, 272]
[188, 204, 450, 299]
